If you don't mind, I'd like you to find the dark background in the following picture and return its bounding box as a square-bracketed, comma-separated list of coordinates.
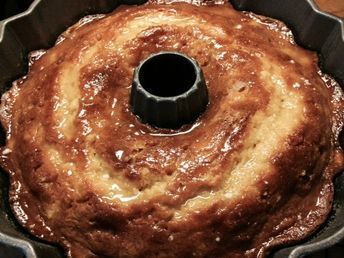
[0, 0, 343, 258]
[0, 0, 34, 257]
[0, 0, 33, 20]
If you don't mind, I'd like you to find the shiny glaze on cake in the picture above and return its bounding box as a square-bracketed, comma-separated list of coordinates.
[0, 0, 343, 257]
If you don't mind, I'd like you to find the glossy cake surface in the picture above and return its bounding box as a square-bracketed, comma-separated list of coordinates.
[1, 0, 344, 257]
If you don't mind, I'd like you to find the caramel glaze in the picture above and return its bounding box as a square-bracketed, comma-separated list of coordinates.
[1, 0, 344, 257]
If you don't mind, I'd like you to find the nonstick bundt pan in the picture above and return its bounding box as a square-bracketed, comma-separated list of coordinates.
[0, 0, 343, 257]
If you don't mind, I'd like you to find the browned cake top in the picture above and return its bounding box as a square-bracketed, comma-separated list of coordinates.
[1, 1, 344, 257]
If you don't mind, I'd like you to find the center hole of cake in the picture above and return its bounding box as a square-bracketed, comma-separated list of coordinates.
[139, 53, 196, 97]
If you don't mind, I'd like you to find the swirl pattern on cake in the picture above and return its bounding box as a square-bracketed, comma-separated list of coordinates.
[1, 0, 344, 257]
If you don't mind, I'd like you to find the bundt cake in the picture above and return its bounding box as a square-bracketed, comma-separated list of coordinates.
[1, 0, 344, 257]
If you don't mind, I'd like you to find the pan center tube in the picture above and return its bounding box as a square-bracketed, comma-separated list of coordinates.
[130, 52, 208, 129]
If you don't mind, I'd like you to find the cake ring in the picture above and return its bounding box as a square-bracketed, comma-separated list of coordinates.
[0, 0, 343, 257]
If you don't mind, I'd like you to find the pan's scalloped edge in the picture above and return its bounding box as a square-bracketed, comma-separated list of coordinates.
[0, 232, 36, 258]
[231, 0, 344, 85]
[0, 0, 343, 258]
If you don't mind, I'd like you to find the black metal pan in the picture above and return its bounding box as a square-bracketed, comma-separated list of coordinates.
[0, 0, 343, 257]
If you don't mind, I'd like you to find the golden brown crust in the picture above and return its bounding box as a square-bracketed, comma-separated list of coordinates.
[0, 1, 344, 257]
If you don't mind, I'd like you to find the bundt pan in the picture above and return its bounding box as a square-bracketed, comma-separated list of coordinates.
[0, 0, 343, 257]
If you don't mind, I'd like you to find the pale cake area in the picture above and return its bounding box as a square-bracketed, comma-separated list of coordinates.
[0, 1, 344, 257]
